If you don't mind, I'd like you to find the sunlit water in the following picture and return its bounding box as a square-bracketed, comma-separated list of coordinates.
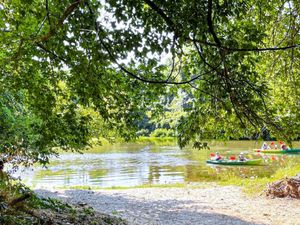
[18, 141, 300, 188]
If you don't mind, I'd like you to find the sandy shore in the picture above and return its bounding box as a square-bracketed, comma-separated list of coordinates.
[35, 185, 300, 225]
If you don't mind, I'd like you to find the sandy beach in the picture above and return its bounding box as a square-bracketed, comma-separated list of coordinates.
[35, 185, 300, 225]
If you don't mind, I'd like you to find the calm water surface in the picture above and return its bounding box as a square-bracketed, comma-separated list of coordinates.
[20, 141, 300, 188]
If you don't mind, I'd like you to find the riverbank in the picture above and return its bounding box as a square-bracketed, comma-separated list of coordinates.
[35, 185, 300, 225]
[0, 179, 127, 225]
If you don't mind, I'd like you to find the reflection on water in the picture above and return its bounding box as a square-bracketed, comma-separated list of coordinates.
[20, 141, 300, 188]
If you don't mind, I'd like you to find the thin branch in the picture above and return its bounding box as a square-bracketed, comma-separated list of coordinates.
[84, 4, 214, 86]
[144, 0, 179, 37]
[173, 57, 183, 80]
[35, 16, 47, 36]
[37, 0, 82, 42]
[165, 35, 177, 82]
[207, 0, 221, 47]
[235, 68, 269, 118]
[223, 44, 300, 52]
[188, 83, 225, 104]
[12, 39, 24, 63]
[190, 81, 247, 128]
[192, 39, 220, 70]
[96, 30, 218, 85]
[45, 0, 51, 27]
[232, 101, 248, 128]
[165, 57, 178, 82]
[142, 1, 300, 52]
[36, 42, 68, 63]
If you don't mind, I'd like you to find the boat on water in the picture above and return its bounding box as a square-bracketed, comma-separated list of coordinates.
[206, 158, 263, 166]
[254, 148, 300, 154]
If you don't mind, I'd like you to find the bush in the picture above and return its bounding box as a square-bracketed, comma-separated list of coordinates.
[136, 129, 150, 137]
[150, 128, 175, 137]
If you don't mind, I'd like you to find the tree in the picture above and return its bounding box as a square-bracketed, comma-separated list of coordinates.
[0, 0, 299, 164]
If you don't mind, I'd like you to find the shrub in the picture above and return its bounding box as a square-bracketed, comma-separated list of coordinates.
[136, 129, 150, 137]
[150, 128, 175, 137]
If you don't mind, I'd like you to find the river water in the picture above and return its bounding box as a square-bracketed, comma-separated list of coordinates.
[20, 141, 300, 188]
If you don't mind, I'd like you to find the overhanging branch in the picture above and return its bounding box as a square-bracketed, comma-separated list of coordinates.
[45, 0, 51, 27]
[144, 1, 300, 53]
[144, 0, 180, 37]
[223, 44, 300, 52]
[36, 43, 68, 63]
[207, 0, 221, 47]
[37, 0, 82, 42]
[98, 33, 218, 85]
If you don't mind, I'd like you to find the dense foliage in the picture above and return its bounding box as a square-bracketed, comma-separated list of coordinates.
[0, 0, 299, 164]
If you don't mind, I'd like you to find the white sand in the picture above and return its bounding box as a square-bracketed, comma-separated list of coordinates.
[35, 185, 300, 225]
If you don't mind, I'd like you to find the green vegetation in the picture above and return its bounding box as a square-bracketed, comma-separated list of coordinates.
[0, 176, 70, 224]
[0, 0, 300, 221]
[150, 128, 175, 138]
[1, 0, 300, 160]
[219, 161, 300, 196]
[136, 136, 177, 145]
[0, 176, 127, 225]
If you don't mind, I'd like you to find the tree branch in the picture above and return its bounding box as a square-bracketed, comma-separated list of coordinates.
[94, 28, 218, 85]
[144, 0, 180, 37]
[143, 1, 300, 52]
[35, 16, 47, 36]
[207, 0, 222, 47]
[223, 44, 300, 52]
[36, 43, 68, 63]
[45, 0, 51, 27]
[37, 0, 82, 42]
[193, 39, 220, 70]
[188, 83, 225, 104]
[165, 35, 177, 82]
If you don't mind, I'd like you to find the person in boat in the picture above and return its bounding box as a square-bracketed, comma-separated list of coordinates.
[0, 159, 6, 180]
[0, 159, 3, 171]
[238, 152, 247, 161]
[214, 152, 222, 161]
[270, 142, 279, 149]
[261, 142, 270, 150]
[229, 155, 236, 161]
[281, 143, 289, 150]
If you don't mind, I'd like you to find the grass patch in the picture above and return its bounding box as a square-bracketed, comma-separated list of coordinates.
[135, 137, 177, 145]
[218, 161, 300, 196]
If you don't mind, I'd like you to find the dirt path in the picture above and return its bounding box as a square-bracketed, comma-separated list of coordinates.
[35, 186, 300, 225]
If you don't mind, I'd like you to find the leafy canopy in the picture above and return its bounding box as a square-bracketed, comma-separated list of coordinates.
[0, 0, 299, 162]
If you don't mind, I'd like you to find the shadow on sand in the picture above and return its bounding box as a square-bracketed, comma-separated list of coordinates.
[35, 189, 264, 225]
